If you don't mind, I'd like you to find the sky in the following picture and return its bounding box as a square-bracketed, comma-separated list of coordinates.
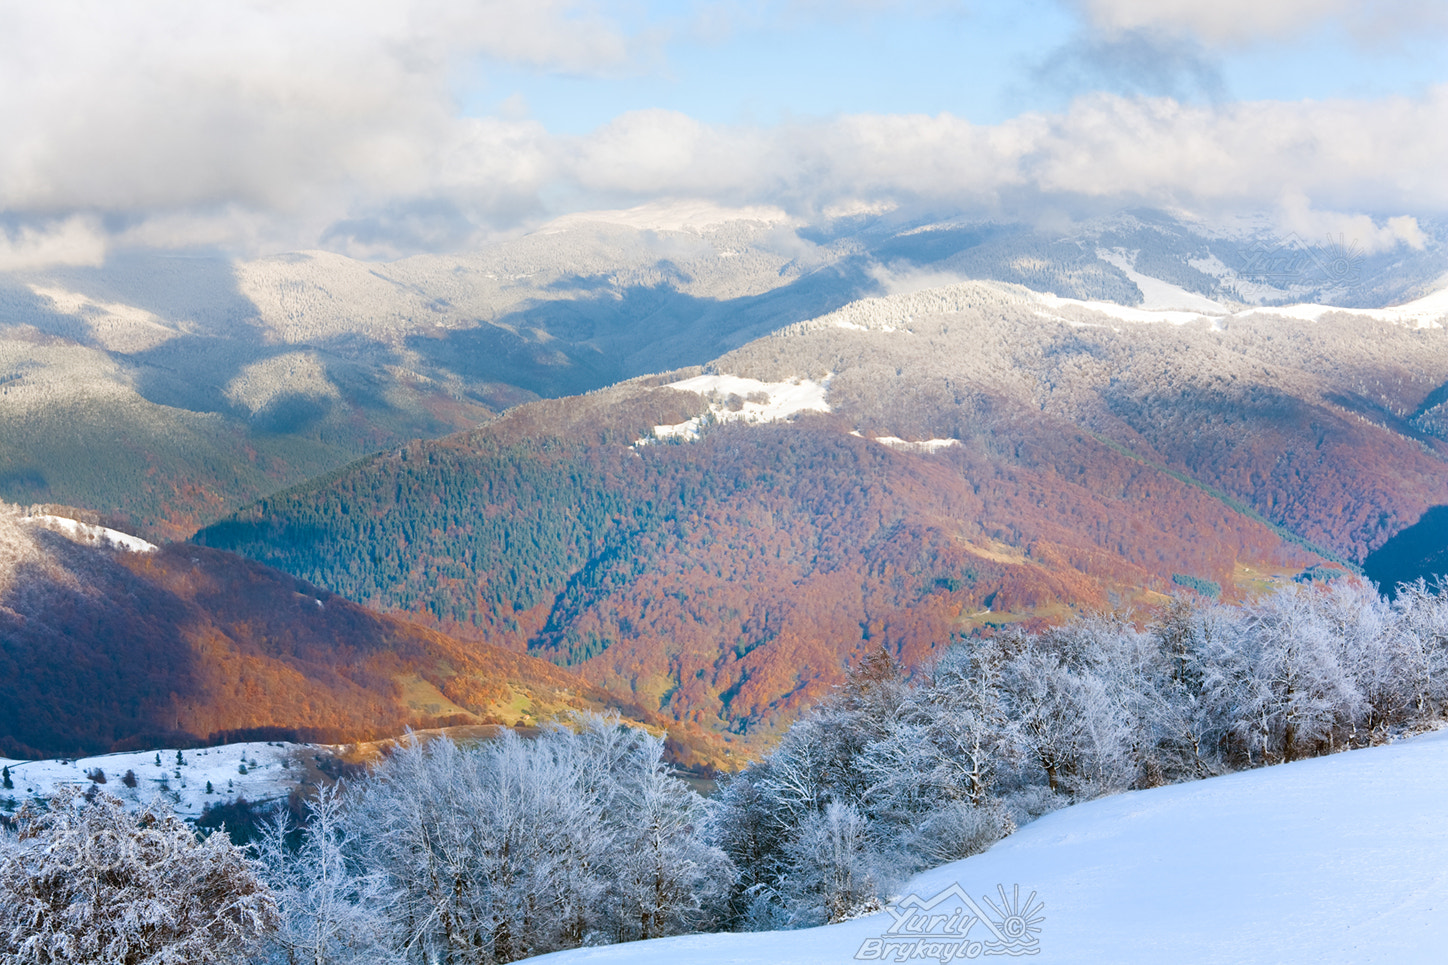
[1, 0, 1447, 268]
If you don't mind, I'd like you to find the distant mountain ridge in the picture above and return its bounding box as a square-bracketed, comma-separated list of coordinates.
[6, 206, 1444, 539]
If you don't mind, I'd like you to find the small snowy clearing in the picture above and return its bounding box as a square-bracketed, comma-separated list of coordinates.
[868, 435, 960, 453]
[1096, 248, 1232, 314]
[834, 319, 895, 332]
[1036, 292, 1220, 326]
[643, 374, 831, 444]
[0, 742, 313, 820]
[528, 728, 1448, 964]
[18, 514, 156, 553]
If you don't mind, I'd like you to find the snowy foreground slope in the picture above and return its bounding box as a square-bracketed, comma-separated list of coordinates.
[531, 729, 1448, 965]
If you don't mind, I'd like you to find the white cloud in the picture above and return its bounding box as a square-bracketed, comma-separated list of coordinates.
[549, 91, 1448, 235]
[0, 218, 107, 273]
[1276, 194, 1427, 253]
[0, 0, 638, 263]
[1, 1, 1444, 266]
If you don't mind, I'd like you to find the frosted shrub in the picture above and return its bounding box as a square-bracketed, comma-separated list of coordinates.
[0, 790, 275, 964]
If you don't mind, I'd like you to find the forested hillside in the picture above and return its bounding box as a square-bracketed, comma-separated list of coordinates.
[0, 505, 725, 763]
[193, 278, 1448, 740]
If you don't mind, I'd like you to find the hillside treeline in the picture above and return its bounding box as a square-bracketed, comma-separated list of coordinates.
[198, 398, 1305, 739]
[715, 576, 1448, 927]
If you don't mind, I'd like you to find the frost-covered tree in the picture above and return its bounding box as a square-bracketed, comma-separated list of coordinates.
[1227, 588, 1364, 763]
[1388, 579, 1448, 720]
[583, 726, 733, 942]
[0, 790, 275, 964]
[710, 767, 792, 927]
[904, 642, 1024, 807]
[351, 732, 602, 964]
[253, 783, 398, 965]
[350, 716, 727, 964]
[997, 623, 1139, 800]
[1140, 600, 1242, 779]
[780, 801, 888, 925]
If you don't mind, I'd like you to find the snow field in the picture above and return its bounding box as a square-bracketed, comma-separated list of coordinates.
[644, 373, 831, 444]
[527, 727, 1448, 965]
[1, 741, 310, 820]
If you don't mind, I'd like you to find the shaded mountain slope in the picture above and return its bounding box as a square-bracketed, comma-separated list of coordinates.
[0, 506, 713, 763]
[1363, 505, 1448, 596]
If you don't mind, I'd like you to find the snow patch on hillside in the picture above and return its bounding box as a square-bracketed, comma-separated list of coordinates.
[0, 742, 310, 820]
[19, 514, 156, 553]
[1095, 248, 1230, 314]
[870, 435, 960, 453]
[1030, 278, 1448, 331]
[1036, 292, 1218, 326]
[531, 727, 1448, 965]
[643, 373, 831, 444]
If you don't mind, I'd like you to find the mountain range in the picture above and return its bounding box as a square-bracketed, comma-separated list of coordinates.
[5, 204, 1448, 751]
[5, 206, 1445, 540]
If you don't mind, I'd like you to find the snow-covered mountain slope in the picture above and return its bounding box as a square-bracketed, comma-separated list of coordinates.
[17, 512, 156, 553]
[530, 728, 1448, 965]
[0, 742, 305, 820]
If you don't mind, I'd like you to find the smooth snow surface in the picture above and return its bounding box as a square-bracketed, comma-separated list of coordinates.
[644, 374, 830, 443]
[1095, 248, 1232, 314]
[18, 514, 156, 553]
[0, 742, 311, 820]
[528, 729, 1448, 964]
[1037, 292, 1223, 326]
